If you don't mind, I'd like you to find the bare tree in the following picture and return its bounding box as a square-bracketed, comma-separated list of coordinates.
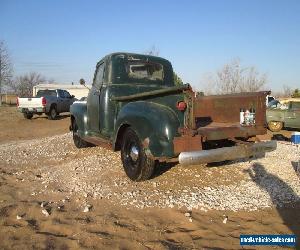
[282, 85, 292, 97]
[210, 58, 267, 94]
[10, 72, 47, 97]
[272, 85, 293, 98]
[0, 41, 13, 105]
[144, 45, 160, 56]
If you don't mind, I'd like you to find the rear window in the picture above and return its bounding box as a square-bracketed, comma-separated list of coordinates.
[36, 90, 56, 97]
[112, 54, 174, 86]
[126, 60, 164, 83]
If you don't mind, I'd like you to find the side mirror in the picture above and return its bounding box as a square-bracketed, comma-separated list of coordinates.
[79, 78, 90, 90]
[71, 95, 75, 98]
[79, 78, 86, 85]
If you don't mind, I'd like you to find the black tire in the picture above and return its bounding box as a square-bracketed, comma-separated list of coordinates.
[268, 121, 283, 132]
[23, 113, 33, 119]
[72, 119, 91, 148]
[121, 128, 156, 181]
[48, 106, 58, 120]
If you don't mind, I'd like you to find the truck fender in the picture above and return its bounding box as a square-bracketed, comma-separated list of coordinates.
[113, 101, 180, 158]
[70, 102, 88, 138]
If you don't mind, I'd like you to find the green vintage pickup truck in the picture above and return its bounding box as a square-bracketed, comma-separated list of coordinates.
[70, 52, 276, 181]
[267, 99, 300, 132]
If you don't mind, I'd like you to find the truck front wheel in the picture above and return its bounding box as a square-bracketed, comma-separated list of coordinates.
[268, 121, 283, 132]
[121, 128, 156, 181]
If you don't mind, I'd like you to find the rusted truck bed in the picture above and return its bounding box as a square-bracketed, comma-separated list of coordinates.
[174, 91, 269, 154]
[189, 91, 267, 139]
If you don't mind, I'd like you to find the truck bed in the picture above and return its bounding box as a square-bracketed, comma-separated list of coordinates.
[196, 121, 266, 140]
[187, 91, 268, 140]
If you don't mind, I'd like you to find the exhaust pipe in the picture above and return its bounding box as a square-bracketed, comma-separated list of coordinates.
[178, 140, 277, 165]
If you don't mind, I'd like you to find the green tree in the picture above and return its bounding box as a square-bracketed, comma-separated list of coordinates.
[292, 88, 300, 98]
[173, 72, 183, 86]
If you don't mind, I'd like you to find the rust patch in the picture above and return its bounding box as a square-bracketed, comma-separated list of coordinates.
[180, 90, 269, 141]
[173, 135, 203, 154]
[142, 137, 150, 148]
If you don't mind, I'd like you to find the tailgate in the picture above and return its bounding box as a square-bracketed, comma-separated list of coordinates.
[18, 97, 43, 108]
[191, 91, 267, 140]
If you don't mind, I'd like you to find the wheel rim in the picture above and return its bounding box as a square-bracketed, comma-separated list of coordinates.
[124, 141, 140, 171]
[271, 121, 280, 129]
[129, 145, 139, 162]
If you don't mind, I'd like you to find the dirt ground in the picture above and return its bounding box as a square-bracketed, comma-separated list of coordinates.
[0, 107, 70, 144]
[0, 106, 299, 249]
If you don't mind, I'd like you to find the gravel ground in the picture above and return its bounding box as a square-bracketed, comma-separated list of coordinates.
[0, 133, 299, 212]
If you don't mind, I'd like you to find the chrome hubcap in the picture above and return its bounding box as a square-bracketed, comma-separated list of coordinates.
[129, 145, 139, 162]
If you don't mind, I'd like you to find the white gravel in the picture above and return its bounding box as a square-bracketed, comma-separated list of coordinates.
[0, 133, 299, 211]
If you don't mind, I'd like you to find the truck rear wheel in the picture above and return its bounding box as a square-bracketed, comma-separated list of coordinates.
[268, 121, 283, 132]
[23, 113, 33, 119]
[121, 128, 156, 181]
[72, 119, 91, 148]
[48, 106, 57, 120]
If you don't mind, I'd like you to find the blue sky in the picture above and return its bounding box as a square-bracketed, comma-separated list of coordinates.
[1, 0, 299, 91]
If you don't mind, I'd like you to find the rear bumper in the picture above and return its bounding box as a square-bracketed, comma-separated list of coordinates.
[178, 140, 277, 165]
[18, 107, 45, 113]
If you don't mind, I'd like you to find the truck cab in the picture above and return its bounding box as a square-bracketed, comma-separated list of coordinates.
[70, 52, 276, 181]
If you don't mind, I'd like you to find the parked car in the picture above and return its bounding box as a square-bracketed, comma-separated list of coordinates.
[17, 89, 75, 119]
[70, 52, 276, 181]
[267, 99, 300, 132]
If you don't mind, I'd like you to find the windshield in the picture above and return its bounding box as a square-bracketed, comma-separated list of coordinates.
[36, 90, 56, 97]
[267, 100, 289, 110]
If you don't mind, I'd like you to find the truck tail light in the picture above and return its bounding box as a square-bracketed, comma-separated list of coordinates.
[42, 97, 47, 106]
[176, 101, 187, 111]
[16, 97, 19, 107]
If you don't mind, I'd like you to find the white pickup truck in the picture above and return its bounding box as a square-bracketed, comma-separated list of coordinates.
[17, 89, 75, 119]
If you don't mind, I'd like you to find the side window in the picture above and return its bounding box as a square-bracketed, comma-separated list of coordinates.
[57, 90, 64, 98]
[63, 90, 71, 98]
[94, 63, 105, 89]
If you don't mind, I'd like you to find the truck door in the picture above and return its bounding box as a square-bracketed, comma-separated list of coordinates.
[56, 89, 65, 113]
[285, 102, 300, 128]
[63, 90, 73, 112]
[87, 62, 105, 133]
